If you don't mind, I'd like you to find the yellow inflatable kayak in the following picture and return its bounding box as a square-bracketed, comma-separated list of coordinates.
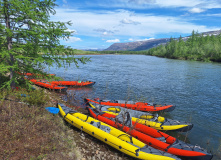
[88, 102, 193, 132]
[57, 103, 180, 160]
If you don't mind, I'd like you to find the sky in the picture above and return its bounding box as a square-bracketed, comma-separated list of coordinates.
[52, 0, 221, 50]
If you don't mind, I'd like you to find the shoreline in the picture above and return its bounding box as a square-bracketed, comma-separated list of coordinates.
[0, 87, 132, 160]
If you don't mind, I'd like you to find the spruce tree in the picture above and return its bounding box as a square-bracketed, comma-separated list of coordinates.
[0, 0, 89, 88]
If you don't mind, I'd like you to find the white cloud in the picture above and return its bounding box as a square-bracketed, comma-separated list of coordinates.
[52, 8, 219, 40]
[127, 0, 221, 9]
[189, 7, 205, 13]
[120, 18, 140, 25]
[156, 0, 204, 8]
[128, 37, 155, 42]
[206, 13, 221, 17]
[106, 39, 120, 43]
[67, 37, 82, 43]
[89, 0, 221, 11]
[139, 38, 155, 41]
[128, 0, 156, 5]
[103, 32, 108, 36]
[93, 28, 117, 36]
[62, 0, 67, 4]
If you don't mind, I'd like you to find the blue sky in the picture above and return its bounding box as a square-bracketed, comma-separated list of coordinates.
[52, 0, 221, 50]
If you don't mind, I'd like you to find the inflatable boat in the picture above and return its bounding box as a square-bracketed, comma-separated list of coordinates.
[57, 103, 180, 160]
[87, 102, 193, 132]
[85, 98, 175, 112]
[87, 106, 213, 160]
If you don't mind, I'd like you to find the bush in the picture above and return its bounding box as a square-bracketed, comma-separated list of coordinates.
[17, 89, 50, 106]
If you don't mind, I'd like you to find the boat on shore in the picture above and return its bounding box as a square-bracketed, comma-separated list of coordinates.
[87, 102, 193, 132]
[51, 81, 95, 87]
[87, 105, 213, 160]
[57, 103, 180, 160]
[29, 79, 67, 92]
[84, 98, 175, 112]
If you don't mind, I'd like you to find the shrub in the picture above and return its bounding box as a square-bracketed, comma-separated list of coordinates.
[18, 89, 50, 106]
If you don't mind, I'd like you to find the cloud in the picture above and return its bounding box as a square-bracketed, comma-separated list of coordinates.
[93, 28, 118, 36]
[128, 37, 155, 42]
[52, 8, 219, 39]
[128, 0, 156, 5]
[120, 18, 141, 25]
[206, 13, 221, 17]
[140, 38, 155, 41]
[67, 37, 82, 43]
[62, 0, 67, 4]
[106, 39, 120, 43]
[189, 7, 205, 13]
[156, 0, 203, 8]
[89, 0, 221, 11]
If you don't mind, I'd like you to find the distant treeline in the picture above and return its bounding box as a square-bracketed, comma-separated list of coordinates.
[99, 31, 221, 62]
[97, 50, 146, 55]
[146, 31, 221, 62]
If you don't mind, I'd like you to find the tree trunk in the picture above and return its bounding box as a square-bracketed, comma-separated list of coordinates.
[4, 0, 15, 88]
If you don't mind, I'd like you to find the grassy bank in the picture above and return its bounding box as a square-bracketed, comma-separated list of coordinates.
[0, 87, 133, 160]
[0, 88, 81, 160]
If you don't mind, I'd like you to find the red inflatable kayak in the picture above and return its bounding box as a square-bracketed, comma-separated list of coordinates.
[50, 81, 95, 87]
[85, 98, 175, 112]
[29, 79, 67, 92]
[87, 106, 213, 160]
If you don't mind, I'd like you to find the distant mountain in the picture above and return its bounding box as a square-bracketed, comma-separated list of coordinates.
[104, 29, 221, 51]
[104, 38, 170, 51]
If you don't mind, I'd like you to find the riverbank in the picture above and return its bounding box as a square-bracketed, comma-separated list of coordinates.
[0, 87, 132, 160]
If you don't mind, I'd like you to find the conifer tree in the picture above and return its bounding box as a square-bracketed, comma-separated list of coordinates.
[0, 0, 89, 88]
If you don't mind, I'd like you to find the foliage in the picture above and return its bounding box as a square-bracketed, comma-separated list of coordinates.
[99, 31, 221, 63]
[0, 87, 49, 106]
[0, 0, 90, 89]
[0, 88, 12, 102]
[145, 31, 221, 62]
[16, 88, 50, 106]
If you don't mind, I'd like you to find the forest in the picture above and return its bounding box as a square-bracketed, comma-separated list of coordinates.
[100, 31, 221, 62]
[146, 31, 221, 62]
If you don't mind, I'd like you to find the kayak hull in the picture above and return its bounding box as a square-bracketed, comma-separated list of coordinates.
[51, 81, 95, 87]
[30, 79, 67, 92]
[85, 98, 175, 112]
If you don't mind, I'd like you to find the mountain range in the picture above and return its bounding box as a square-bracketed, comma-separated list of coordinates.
[104, 30, 221, 51]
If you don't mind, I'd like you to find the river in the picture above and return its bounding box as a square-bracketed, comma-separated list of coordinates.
[46, 54, 221, 159]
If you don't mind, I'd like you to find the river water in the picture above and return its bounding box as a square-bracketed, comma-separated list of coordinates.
[47, 55, 221, 158]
